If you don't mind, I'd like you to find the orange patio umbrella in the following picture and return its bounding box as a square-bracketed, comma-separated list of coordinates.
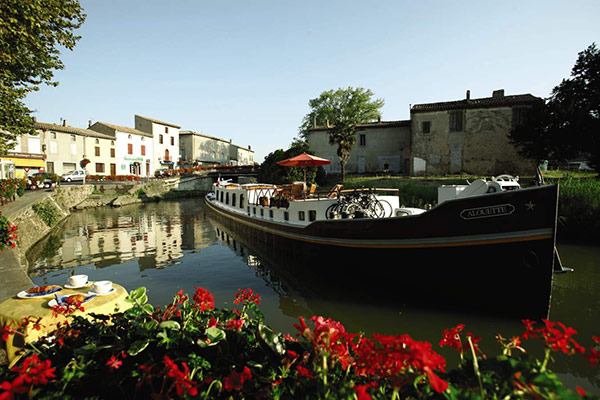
[276, 152, 331, 183]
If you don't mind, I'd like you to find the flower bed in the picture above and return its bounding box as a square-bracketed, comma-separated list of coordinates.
[0, 178, 27, 204]
[1, 287, 598, 399]
[0, 211, 18, 251]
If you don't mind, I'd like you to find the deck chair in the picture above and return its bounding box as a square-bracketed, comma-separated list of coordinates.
[308, 184, 317, 197]
[327, 184, 343, 199]
[291, 182, 305, 199]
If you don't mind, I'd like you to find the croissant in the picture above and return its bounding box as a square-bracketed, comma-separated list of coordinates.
[26, 285, 60, 294]
[64, 294, 87, 305]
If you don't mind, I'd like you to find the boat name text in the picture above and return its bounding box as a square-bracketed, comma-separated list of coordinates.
[460, 204, 515, 220]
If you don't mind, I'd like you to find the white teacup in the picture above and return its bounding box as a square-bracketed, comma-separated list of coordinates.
[68, 274, 88, 287]
[92, 280, 113, 294]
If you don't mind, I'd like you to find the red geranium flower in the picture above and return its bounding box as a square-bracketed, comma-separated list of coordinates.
[192, 287, 214, 311]
[0, 376, 28, 400]
[233, 288, 261, 306]
[296, 364, 314, 379]
[223, 366, 252, 391]
[584, 336, 600, 367]
[11, 354, 56, 386]
[225, 318, 245, 331]
[106, 355, 123, 370]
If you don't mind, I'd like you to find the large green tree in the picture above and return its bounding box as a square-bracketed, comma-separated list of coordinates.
[510, 43, 600, 168]
[0, 0, 86, 153]
[300, 87, 384, 180]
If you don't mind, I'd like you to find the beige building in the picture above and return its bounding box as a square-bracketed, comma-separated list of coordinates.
[179, 130, 254, 166]
[410, 90, 539, 175]
[35, 121, 116, 176]
[0, 131, 46, 178]
[306, 121, 411, 174]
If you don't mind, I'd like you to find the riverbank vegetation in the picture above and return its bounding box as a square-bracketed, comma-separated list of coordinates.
[1, 287, 598, 399]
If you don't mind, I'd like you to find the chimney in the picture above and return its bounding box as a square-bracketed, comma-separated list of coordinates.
[62, 119, 67, 127]
[229, 139, 232, 143]
[88, 120, 92, 128]
[248, 145, 251, 150]
[492, 89, 505, 98]
[466, 90, 471, 100]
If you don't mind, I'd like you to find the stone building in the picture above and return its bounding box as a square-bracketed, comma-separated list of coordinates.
[410, 90, 540, 175]
[306, 120, 411, 174]
[179, 130, 254, 166]
[35, 121, 116, 176]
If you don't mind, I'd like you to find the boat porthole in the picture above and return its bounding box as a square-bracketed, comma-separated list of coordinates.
[522, 250, 539, 270]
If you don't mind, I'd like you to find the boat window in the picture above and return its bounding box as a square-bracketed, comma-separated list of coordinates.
[253, 207, 256, 215]
[309, 210, 316, 221]
[247, 206, 250, 214]
[298, 211, 305, 221]
[225, 193, 229, 205]
[284, 211, 289, 221]
[269, 210, 273, 219]
[260, 209, 264, 217]
[220, 191, 223, 202]
[240, 194, 245, 208]
[232, 194, 236, 207]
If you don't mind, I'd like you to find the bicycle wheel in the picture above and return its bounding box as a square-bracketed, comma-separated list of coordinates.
[377, 199, 393, 218]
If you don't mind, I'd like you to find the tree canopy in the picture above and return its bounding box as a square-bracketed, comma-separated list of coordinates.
[510, 43, 600, 168]
[299, 87, 384, 180]
[0, 0, 86, 153]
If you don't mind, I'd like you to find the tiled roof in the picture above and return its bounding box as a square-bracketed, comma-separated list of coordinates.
[91, 122, 153, 137]
[34, 122, 115, 140]
[411, 94, 541, 113]
[135, 114, 180, 129]
[308, 120, 410, 132]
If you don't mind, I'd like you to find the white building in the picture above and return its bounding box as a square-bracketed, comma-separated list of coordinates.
[134, 115, 180, 170]
[89, 122, 154, 176]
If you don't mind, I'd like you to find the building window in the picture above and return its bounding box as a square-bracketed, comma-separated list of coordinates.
[269, 209, 273, 218]
[47, 161, 54, 173]
[309, 210, 316, 221]
[95, 163, 105, 173]
[70, 134, 76, 141]
[284, 211, 289, 221]
[298, 211, 305, 221]
[110, 148, 115, 157]
[51, 132, 56, 139]
[94, 147, 100, 156]
[422, 121, 431, 133]
[111, 140, 115, 146]
[171, 136, 174, 146]
[359, 134, 366, 146]
[141, 137, 145, 142]
[449, 111, 464, 132]
[95, 138, 99, 144]
[159, 135, 163, 144]
[128, 134, 132, 139]
[127, 143, 133, 154]
[141, 145, 146, 156]
[165, 127, 169, 134]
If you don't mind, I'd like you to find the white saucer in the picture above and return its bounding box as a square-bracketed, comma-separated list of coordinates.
[88, 287, 116, 296]
[64, 281, 93, 289]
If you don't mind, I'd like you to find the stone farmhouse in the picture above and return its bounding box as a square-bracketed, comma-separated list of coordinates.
[306, 89, 541, 176]
[179, 130, 254, 166]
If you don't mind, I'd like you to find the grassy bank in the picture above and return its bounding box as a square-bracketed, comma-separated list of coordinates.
[339, 173, 600, 241]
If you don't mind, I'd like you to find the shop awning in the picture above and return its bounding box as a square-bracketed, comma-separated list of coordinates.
[0, 157, 46, 168]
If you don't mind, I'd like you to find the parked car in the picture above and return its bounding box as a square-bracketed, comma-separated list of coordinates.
[61, 170, 89, 182]
[154, 168, 169, 178]
[567, 161, 594, 172]
[27, 173, 52, 189]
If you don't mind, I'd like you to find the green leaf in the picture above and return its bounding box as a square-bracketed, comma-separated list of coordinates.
[197, 327, 226, 348]
[159, 320, 181, 330]
[258, 323, 285, 355]
[141, 304, 154, 315]
[128, 339, 150, 356]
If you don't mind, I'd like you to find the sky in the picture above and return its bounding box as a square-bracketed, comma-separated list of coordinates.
[24, 0, 600, 163]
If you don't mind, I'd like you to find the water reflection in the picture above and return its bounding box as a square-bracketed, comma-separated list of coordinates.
[26, 199, 599, 394]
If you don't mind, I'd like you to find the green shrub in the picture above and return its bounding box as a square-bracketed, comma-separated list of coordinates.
[32, 201, 61, 227]
[554, 176, 600, 240]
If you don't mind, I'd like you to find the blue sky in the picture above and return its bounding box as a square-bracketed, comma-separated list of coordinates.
[24, 0, 600, 162]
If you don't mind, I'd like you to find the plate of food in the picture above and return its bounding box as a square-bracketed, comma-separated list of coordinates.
[17, 285, 63, 299]
[48, 293, 96, 308]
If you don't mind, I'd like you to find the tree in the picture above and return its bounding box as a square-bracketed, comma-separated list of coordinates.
[0, 0, 86, 153]
[300, 87, 384, 180]
[510, 43, 600, 168]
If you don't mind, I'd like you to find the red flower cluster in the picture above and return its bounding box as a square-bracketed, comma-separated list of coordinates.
[584, 336, 600, 367]
[233, 288, 261, 306]
[223, 366, 252, 392]
[294, 316, 354, 370]
[0, 211, 18, 252]
[521, 319, 585, 354]
[225, 318, 245, 331]
[440, 323, 485, 359]
[163, 356, 198, 397]
[192, 287, 215, 312]
[1, 353, 56, 397]
[355, 333, 448, 393]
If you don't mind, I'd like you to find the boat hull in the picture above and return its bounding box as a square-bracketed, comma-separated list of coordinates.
[206, 184, 558, 318]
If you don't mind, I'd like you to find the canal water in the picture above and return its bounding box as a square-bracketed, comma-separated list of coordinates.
[27, 198, 599, 394]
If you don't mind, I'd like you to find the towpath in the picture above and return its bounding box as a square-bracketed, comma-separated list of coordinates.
[0, 190, 53, 302]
